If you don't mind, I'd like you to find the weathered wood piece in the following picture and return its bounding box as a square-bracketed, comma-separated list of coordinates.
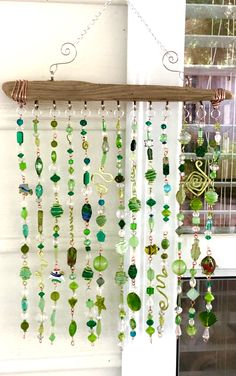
[2, 80, 233, 102]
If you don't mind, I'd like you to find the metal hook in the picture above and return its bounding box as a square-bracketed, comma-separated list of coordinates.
[162, 51, 189, 86]
[49, 42, 78, 81]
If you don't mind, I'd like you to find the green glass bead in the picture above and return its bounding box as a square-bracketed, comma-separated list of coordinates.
[146, 120, 152, 126]
[178, 164, 185, 173]
[128, 264, 137, 279]
[177, 212, 185, 221]
[191, 239, 201, 261]
[19, 161, 26, 171]
[162, 209, 171, 217]
[84, 228, 90, 236]
[50, 203, 63, 218]
[146, 198, 156, 207]
[93, 255, 108, 272]
[192, 216, 200, 225]
[189, 307, 196, 315]
[205, 189, 218, 205]
[84, 239, 91, 246]
[190, 197, 202, 211]
[69, 320, 77, 337]
[68, 297, 78, 308]
[68, 159, 74, 165]
[146, 319, 154, 326]
[159, 133, 167, 143]
[129, 235, 139, 248]
[161, 238, 170, 250]
[51, 150, 57, 163]
[35, 157, 43, 176]
[80, 119, 87, 126]
[87, 320, 96, 328]
[83, 171, 90, 186]
[148, 215, 154, 231]
[186, 325, 197, 337]
[119, 309, 126, 319]
[21, 320, 29, 332]
[146, 326, 155, 336]
[96, 215, 107, 227]
[190, 268, 197, 277]
[69, 281, 79, 292]
[51, 140, 57, 148]
[210, 171, 217, 179]
[118, 332, 125, 342]
[50, 309, 56, 326]
[204, 291, 215, 303]
[17, 131, 23, 145]
[51, 291, 60, 301]
[97, 230, 106, 242]
[147, 148, 153, 161]
[176, 184, 186, 205]
[119, 219, 125, 229]
[18, 153, 24, 159]
[196, 145, 206, 157]
[129, 318, 136, 329]
[163, 163, 170, 176]
[35, 184, 43, 199]
[21, 244, 29, 255]
[50, 174, 60, 183]
[81, 129, 87, 136]
[20, 266, 32, 280]
[187, 288, 200, 301]
[38, 297, 45, 312]
[175, 315, 182, 325]
[146, 287, 154, 295]
[82, 266, 94, 281]
[145, 169, 157, 183]
[172, 259, 187, 276]
[116, 134, 123, 149]
[67, 247, 77, 267]
[21, 207, 28, 220]
[145, 244, 159, 255]
[147, 267, 155, 281]
[96, 319, 102, 337]
[128, 197, 141, 212]
[130, 222, 137, 230]
[51, 120, 58, 128]
[127, 292, 141, 312]
[49, 333, 56, 342]
[38, 209, 43, 234]
[115, 271, 128, 286]
[88, 333, 97, 343]
[161, 253, 168, 260]
[68, 179, 75, 192]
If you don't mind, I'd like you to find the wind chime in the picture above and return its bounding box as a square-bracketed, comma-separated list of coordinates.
[3, 1, 232, 347]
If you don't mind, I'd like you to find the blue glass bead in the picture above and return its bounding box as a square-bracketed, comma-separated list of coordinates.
[164, 183, 171, 193]
[23, 224, 29, 238]
[17, 118, 23, 126]
[206, 219, 213, 231]
[98, 199, 105, 206]
[130, 330, 136, 337]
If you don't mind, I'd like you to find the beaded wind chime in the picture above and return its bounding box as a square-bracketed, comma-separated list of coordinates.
[4, 23, 230, 346]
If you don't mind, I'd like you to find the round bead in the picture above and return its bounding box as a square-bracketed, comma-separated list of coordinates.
[190, 197, 203, 211]
[172, 259, 187, 276]
[93, 255, 108, 272]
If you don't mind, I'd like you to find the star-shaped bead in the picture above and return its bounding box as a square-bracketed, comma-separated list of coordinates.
[95, 295, 106, 314]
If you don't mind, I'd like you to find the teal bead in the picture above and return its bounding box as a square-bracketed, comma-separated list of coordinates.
[50, 203, 63, 218]
[17, 118, 23, 126]
[164, 183, 171, 193]
[21, 297, 28, 312]
[97, 230, 106, 242]
[17, 131, 24, 145]
[35, 184, 43, 199]
[23, 224, 29, 238]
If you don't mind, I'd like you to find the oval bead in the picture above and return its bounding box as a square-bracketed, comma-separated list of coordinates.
[35, 184, 43, 199]
[67, 247, 77, 267]
[69, 320, 77, 337]
[127, 292, 141, 312]
[82, 203, 92, 222]
[128, 264, 137, 279]
[51, 150, 57, 163]
[35, 157, 43, 177]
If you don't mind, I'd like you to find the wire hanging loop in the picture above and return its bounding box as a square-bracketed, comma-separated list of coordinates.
[162, 51, 190, 86]
[196, 102, 206, 124]
[11, 80, 28, 106]
[210, 88, 225, 122]
[49, 42, 78, 81]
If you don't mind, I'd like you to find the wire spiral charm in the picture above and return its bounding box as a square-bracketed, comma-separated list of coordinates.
[49, 42, 78, 79]
[185, 160, 211, 197]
